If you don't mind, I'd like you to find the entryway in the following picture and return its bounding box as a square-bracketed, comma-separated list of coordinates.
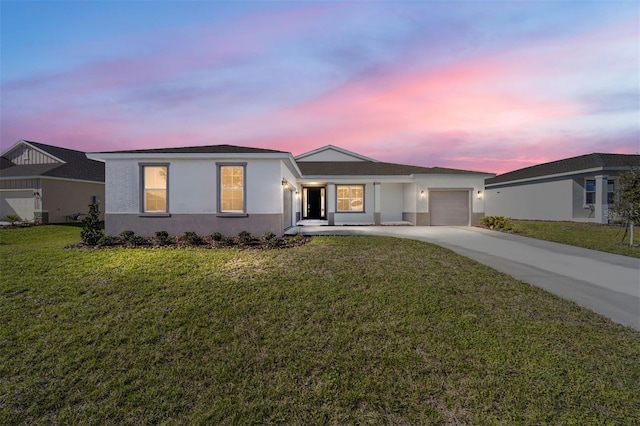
[302, 187, 326, 220]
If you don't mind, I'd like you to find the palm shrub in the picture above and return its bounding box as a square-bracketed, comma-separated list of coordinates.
[80, 204, 103, 245]
[3, 214, 22, 225]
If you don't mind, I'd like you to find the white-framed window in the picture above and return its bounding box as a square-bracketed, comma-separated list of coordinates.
[607, 179, 616, 205]
[585, 179, 596, 205]
[141, 164, 168, 213]
[219, 164, 246, 213]
[336, 185, 364, 212]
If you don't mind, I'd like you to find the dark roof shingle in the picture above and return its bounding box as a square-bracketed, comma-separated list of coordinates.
[486, 153, 640, 185]
[298, 161, 487, 176]
[100, 144, 287, 155]
[0, 141, 104, 182]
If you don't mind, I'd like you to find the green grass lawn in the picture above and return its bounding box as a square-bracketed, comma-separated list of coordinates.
[511, 220, 640, 258]
[1, 226, 639, 424]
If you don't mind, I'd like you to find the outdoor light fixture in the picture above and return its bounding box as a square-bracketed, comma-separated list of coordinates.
[420, 190, 425, 197]
[477, 190, 483, 199]
[281, 179, 288, 188]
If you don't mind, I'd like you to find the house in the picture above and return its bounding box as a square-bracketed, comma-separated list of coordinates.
[0, 140, 105, 223]
[87, 144, 492, 237]
[485, 153, 640, 223]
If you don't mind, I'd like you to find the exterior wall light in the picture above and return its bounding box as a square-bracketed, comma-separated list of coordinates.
[420, 190, 426, 197]
[477, 190, 483, 199]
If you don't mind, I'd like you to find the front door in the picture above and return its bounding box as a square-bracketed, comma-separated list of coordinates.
[303, 187, 325, 219]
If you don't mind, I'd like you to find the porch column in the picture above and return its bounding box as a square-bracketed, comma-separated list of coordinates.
[594, 174, 608, 224]
[373, 182, 381, 225]
[327, 183, 335, 225]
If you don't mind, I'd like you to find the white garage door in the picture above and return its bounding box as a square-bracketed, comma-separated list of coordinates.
[430, 191, 470, 226]
[0, 190, 35, 222]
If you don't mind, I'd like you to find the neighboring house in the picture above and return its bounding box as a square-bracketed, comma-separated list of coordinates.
[87, 144, 492, 236]
[0, 140, 105, 223]
[485, 153, 640, 223]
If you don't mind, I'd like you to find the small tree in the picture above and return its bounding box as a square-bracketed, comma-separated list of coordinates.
[80, 204, 103, 245]
[611, 168, 640, 246]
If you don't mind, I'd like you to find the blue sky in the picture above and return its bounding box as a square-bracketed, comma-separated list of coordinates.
[1, 0, 638, 173]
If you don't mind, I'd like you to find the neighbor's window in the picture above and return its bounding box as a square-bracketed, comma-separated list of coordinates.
[337, 185, 364, 212]
[607, 179, 616, 205]
[585, 179, 596, 205]
[220, 165, 245, 213]
[142, 165, 168, 213]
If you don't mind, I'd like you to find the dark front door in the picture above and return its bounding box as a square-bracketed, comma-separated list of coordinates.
[303, 187, 325, 219]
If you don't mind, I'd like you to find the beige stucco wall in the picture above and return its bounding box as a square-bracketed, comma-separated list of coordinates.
[41, 179, 105, 223]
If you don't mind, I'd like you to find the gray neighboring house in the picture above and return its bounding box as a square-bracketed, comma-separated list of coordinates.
[485, 153, 640, 223]
[0, 140, 105, 223]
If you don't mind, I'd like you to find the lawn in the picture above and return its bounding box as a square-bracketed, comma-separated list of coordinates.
[1, 226, 639, 424]
[511, 220, 640, 258]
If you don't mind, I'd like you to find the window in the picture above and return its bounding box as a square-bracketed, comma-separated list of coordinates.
[585, 179, 595, 205]
[337, 185, 364, 212]
[219, 165, 245, 213]
[142, 165, 168, 213]
[607, 179, 615, 205]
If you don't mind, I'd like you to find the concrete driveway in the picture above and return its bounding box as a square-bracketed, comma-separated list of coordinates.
[287, 225, 640, 330]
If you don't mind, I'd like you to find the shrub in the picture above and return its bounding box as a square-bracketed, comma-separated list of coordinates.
[210, 232, 224, 241]
[481, 216, 514, 232]
[155, 231, 170, 246]
[129, 235, 148, 246]
[3, 214, 22, 225]
[183, 231, 202, 245]
[98, 235, 116, 246]
[220, 236, 234, 246]
[238, 230, 253, 245]
[119, 230, 147, 246]
[119, 230, 135, 241]
[81, 204, 104, 245]
[262, 231, 282, 249]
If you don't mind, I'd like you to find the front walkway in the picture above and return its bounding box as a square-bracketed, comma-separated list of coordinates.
[287, 225, 640, 330]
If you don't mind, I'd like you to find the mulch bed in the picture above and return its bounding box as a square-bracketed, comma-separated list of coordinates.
[66, 234, 311, 250]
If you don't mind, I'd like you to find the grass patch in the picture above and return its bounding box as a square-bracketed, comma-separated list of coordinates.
[511, 220, 640, 258]
[1, 226, 639, 424]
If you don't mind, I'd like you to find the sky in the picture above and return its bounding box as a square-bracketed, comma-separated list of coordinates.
[1, 1, 638, 174]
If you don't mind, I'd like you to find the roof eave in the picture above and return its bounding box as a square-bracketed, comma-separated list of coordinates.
[485, 166, 609, 187]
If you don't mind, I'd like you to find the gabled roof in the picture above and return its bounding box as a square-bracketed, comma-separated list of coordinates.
[0, 140, 105, 182]
[295, 145, 379, 162]
[486, 153, 640, 185]
[298, 161, 487, 176]
[100, 144, 287, 154]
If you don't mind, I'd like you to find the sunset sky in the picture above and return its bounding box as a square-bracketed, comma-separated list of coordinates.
[1, 1, 638, 174]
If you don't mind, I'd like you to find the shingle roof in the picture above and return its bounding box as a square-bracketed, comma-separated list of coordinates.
[298, 161, 487, 176]
[100, 144, 287, 154]
[0, 141, 105, 182]
[486, 153, 640, 185]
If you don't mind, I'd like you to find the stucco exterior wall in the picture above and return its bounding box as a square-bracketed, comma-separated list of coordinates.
[415, 174, 487, 217]
[104, 157, 288, 236]
[485, 179, 573, 221]
[380, 183, 404, 222]
[106, 158, 284, 215]
[41, 179, 104, 223]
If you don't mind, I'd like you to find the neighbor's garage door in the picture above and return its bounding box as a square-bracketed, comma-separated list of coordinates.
[0, 190, 35, 222]
[430, 191, 469, 226]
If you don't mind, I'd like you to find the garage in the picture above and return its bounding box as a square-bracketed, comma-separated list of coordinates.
[429, 191, 470, 226]
[0, 190, 35, 222]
